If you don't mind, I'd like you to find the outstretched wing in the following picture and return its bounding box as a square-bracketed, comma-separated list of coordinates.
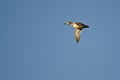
[74, 29, 82, 43]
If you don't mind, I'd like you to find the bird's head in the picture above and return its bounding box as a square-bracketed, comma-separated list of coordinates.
[64, 21, 73, 25]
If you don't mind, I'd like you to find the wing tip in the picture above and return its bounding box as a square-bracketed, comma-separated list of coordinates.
[76, 40, 80, 43]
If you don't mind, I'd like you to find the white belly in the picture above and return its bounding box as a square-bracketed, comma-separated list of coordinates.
[72, 23, 80, 28]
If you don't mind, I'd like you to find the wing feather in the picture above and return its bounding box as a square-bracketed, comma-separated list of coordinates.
[74, 29, 82, 43]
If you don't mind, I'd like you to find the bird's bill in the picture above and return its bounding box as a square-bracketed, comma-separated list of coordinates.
[64, 22, 68, 25]
[64, 21, 73, 25]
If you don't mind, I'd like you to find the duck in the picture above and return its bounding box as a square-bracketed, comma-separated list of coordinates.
[64, 21, 89, 43]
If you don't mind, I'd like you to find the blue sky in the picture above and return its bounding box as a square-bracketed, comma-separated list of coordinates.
[1, 0, 120, 80]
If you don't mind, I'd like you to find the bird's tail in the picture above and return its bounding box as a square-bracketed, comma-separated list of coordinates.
[81, 23, 89, 28]
[83, 25, 89, 28]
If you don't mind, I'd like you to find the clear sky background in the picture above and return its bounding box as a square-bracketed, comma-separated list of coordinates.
[1, 0, 120, 80]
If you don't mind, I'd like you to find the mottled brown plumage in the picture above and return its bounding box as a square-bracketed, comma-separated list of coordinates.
[64, 21, 89, 43]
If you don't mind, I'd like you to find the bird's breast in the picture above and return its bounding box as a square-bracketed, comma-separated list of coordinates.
[72, 23, 82, 29]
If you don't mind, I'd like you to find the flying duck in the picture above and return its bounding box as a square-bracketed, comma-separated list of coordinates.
[64, 21, 89, 43]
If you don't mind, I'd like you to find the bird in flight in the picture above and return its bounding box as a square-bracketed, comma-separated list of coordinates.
[64, 21, 89, 43]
